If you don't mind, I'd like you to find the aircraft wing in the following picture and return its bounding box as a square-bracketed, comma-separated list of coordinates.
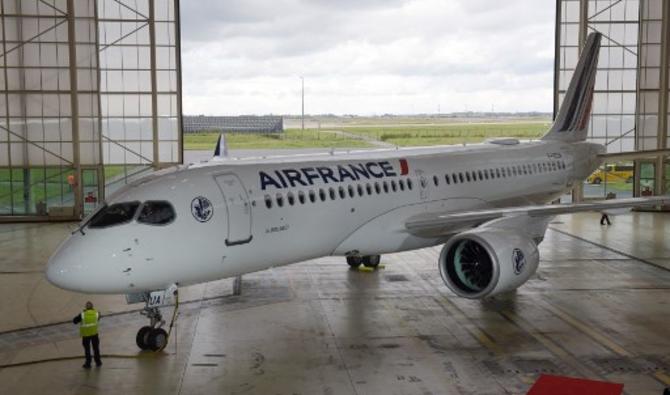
[405, 196, 670, 237]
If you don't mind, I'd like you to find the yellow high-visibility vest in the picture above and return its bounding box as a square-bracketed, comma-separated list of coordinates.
[79, 309, 99, 337]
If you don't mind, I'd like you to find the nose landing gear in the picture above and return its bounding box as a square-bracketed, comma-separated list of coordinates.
[133, 285, 179, 351]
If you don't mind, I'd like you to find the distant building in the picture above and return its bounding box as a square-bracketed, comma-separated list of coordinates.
[183, 116, 283, 134]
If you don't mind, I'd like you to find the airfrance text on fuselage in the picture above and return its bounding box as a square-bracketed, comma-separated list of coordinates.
[259, 160, 408, 190]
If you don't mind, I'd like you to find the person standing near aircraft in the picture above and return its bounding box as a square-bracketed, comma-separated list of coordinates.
[600, 192, 616, 225]
[72, 301, 102, 368]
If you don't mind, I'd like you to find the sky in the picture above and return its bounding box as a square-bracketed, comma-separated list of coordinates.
[179, 0, 556, 116]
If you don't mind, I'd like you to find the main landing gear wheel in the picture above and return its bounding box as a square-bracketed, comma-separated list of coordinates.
[362, 255, 381, 268]
[347, 256, 362, 269]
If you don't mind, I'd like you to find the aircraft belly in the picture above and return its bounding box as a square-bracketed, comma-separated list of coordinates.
[332, 197, 485, 256]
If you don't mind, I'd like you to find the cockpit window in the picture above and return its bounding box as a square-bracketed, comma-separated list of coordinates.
[88, 201, 140, 228]
[137, 201, 176, 225]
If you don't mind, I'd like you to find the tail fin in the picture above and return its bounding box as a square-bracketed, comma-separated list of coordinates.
[213, 133, 228, 158]
[543, 32, 601, 143]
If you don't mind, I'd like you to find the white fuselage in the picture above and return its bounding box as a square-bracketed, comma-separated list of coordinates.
[46, 139, 603, 294]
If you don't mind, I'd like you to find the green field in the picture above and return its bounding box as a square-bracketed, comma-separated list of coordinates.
[184, 129, 372, 150]
[184, 122, 551, 150]
[341, 122, 549, 146]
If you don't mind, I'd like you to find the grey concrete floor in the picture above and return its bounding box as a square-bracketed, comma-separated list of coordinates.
[0, 212, 669, 395]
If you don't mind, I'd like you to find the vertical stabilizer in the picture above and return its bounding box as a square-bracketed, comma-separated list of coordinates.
[543, 32, 601, 143]
[213, 133, 228, 158]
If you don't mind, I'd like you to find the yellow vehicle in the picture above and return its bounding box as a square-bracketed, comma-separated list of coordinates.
[587, 164, 634, 184]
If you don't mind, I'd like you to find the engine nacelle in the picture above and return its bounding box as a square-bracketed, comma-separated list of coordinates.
[438, 228, 539, 298]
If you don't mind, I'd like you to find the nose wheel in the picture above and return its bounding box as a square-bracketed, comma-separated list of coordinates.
[135, 287, 179, 351]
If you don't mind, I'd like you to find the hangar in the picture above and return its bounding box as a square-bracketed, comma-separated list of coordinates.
[0, 1, 669, 394]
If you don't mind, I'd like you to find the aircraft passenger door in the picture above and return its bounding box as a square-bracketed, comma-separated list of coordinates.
[214, 173, 253, 246]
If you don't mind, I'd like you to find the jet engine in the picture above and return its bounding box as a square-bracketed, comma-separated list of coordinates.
[438, 228, 539, 298]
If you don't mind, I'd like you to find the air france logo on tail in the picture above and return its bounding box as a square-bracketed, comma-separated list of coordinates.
[512, 248, 526, 275]
[259, 159, 409, 190]
[191, 196, 213, 222]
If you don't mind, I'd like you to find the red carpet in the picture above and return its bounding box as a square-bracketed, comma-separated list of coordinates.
[527, 374, 623, 395]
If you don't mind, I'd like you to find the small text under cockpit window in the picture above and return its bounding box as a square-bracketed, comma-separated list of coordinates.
[137, 201, 176, 225]
[88, 201, 140, 228]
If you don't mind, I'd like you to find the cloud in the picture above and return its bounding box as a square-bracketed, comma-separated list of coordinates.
[180, 0, 555, 115]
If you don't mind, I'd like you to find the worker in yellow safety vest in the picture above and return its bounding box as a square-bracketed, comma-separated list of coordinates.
[72, 301, 102, 368]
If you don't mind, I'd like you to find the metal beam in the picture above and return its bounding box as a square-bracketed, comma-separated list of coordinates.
[148, 0, 159, 168]
[67, 0, 82, 219]
[656, 0, 670, 195]
[94, 0, 105, 203]
[175, 0, 184, 165]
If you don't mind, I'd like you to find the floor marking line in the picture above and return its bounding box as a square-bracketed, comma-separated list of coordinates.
[653, 372, 670, 386]
[548, 227, 670, 272]
[538, 300, 632, 357]
[499, 309, 606, 381]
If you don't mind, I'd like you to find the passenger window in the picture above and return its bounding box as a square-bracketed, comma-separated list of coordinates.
[445, 174, 450, 184]
[137, 201, 176, 225]
[338, 186, 346, 199]
[298, 191, 306, 204]
[399, 179, 405, 191]
[453, 173, 459, 184]
[276, 193, 284, 207]
[357, 184, 364, 196]
[478, 170, 483, 180]
[407, 179, 414, 190]
[287, 192, 295, 206]
[366, 183, 373, 195]
[374, 182, 381, 194]
[391, 180, 397, 192]
[319, 189, 326, 201]
[265, 195, 272, 209]
[433, 175, 439, 186]
[465, 172, 471, 182]
[89, 201, 140, 228]
[309, 190, 316, 203]
[496, 168, 501, 178]
[329, 187, 336, 200]
[383, 181, 389, 193]
[348, 185, 355, 198]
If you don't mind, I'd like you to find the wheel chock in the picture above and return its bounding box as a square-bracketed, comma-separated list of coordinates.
[357, 264, 386, 273]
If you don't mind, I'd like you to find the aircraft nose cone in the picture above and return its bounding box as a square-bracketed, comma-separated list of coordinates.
[46, 247, 85, 292]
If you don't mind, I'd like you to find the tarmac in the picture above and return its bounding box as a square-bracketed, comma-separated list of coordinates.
[0, 211, 669, 394]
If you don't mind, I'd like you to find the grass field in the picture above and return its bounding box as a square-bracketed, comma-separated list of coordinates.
[184, 121, 551, 150]
[341, 122, 549, 146]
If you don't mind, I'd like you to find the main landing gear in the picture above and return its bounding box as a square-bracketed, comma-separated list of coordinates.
[135, 285, 179, 351]
[347, 255, 381, 269]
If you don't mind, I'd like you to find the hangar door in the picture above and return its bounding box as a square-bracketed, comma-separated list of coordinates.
[215, 174, 253, 246]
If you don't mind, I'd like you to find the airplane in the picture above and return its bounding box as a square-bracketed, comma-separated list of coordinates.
[46, 32, 669, 351]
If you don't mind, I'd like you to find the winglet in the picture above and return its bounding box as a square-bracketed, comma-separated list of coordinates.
[213, 133, 228, 158]
[543, 32, 601, 143]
